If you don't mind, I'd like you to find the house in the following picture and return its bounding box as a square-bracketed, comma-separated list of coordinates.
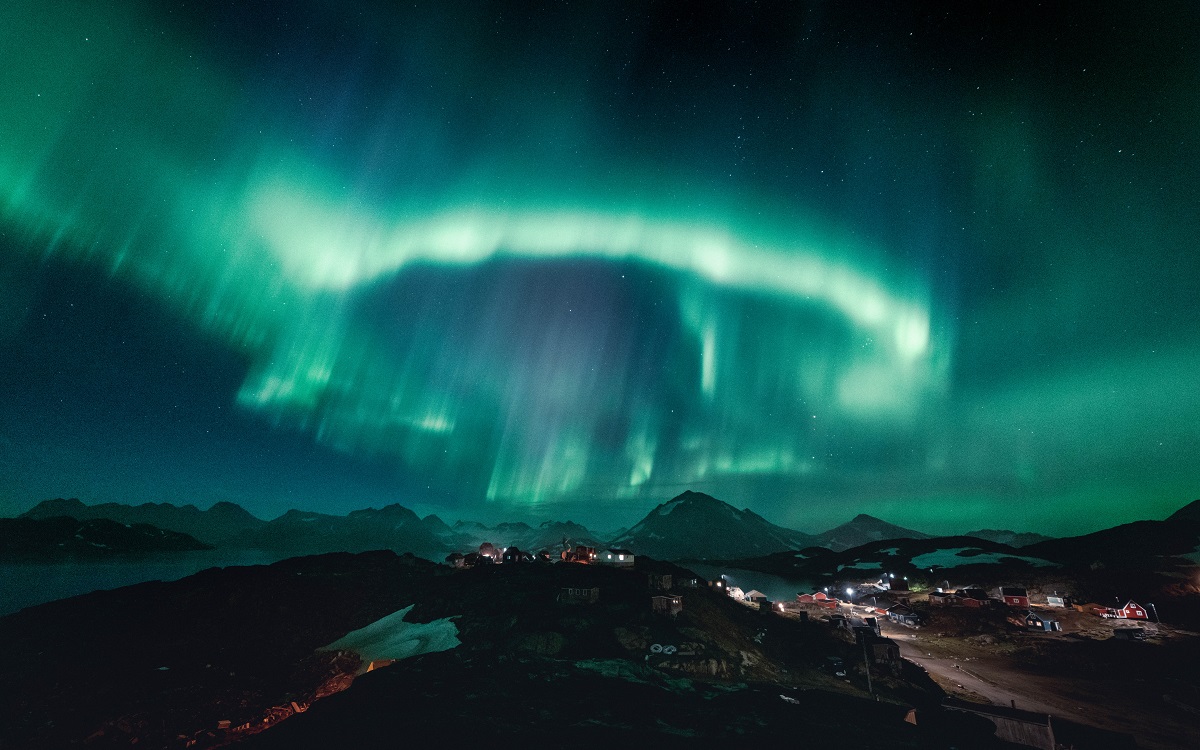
[677, 577, 701, 588]
[1046, 595, 1066, 608]
[817, 598, 839, 610]
[999, 587, 1030, 608]
[813, 591, 829, 601]
[479, 542, 499, 561]
[558, 586, 599, 604]
[928, 591, 962, 607]
[1112, 627, 1148, 641]
[651, 595, 683, 616]
[1094, 601, 1149, 620]
[648, 573, 673, 591]
[444, 552, 466, 568]
[849, 616, 881, 641]
[1024, 612, 1062, 632]
[956, 588, 993, 608]
[598, 548, 635, 567]
[744, 589, 768, 604]
[886, 603, 921, 626]
[797, 593, 815, 604]
[726, 585, 745, 600]
[865, 636, 901, 665]
[562, 545, 596, 564]
[1116, 601, 1148, 620]
[866, 596, 898, 614]
[501, 546, 530, 564]
[942, 697, 1056, 750]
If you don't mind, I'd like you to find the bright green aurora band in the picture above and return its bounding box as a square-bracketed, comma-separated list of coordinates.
[1, 1, 1197, 533]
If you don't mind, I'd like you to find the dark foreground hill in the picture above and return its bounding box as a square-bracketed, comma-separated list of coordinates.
[0, 516, 211, 561]
[0, 551, 1011, 749]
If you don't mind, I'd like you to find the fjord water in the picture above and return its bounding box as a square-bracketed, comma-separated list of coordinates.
[0, 550, 285, 616]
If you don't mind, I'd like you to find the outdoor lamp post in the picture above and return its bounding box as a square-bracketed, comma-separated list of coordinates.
[1148, 602, 1159, 623]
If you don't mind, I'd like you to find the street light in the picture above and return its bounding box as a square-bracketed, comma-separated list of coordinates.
[1148, 602, 1159, 623]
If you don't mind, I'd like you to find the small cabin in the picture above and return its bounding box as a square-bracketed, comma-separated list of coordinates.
[1024, 612, 1061, 632]
[651, 595, 683, 616]
[744, 589, 768, 604]
[928, 591, 962, 607]
[1046, 595, 1066, 608]
[956, 588, 993, 608]
[648, 573, 673, 591]
[999, 587, 1030, 609]
[866, 636, 901, 665]
[558, 586, 599, 604]
[887, 603, 921, 626]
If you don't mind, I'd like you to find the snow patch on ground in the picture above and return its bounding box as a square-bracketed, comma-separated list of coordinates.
[836, 561, 883, 572]
[320, 605, 460, 663]
[910, 547, 1058, 569]
[878, 547, 900, 556]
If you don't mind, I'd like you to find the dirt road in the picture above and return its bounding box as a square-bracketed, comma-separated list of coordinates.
[888, 627, 1200, 750]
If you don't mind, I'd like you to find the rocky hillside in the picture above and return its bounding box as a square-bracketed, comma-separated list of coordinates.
[0, 516, 211, 561]
[0, 551, 1006, 748]
[22, 498, 264, 545]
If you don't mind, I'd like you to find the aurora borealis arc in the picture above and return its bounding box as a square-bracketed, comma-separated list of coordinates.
[1, 1, 1198, 534]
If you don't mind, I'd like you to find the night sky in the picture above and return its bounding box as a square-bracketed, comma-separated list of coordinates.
[2, 1, 1197, 535]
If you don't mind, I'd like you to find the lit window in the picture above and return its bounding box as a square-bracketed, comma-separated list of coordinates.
[618, 554, 625, 561]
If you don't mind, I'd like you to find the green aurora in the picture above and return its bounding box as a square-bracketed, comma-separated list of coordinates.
[1, 1, 1197, 534]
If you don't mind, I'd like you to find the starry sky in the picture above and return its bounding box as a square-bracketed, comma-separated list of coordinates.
[1, 1, 1197, 536]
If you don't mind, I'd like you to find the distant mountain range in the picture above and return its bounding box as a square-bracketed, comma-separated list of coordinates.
[0, 516, 211, 561]
[21, 492, 1196, 566]
[21, 497, 264, 545]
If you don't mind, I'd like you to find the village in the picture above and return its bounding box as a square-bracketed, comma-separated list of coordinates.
[436, 538, 1190, 749]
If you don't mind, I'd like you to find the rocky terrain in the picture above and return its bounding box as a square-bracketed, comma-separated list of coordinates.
[0, 551, 1016, 748]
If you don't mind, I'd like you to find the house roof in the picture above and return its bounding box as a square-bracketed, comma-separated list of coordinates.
[744, 589, 767, 599]
[956, 588, 991, 600]
[605, 548, 634, 556]
[943, 697, 1052, 727]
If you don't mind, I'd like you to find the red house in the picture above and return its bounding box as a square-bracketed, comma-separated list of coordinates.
[1116, 601, 1148, 619]
[797, 593, 815, 603]
[999, 587, 1029, 609]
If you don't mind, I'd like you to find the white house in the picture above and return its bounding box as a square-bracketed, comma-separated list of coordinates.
[597, 548, 635, 568]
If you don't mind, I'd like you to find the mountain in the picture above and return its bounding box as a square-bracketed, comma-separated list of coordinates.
[0, 516, 211, 560]
[963, 529, 1053, 548]
[810, 514, 931, 551]
[612, 491, 814, 560]
[450, 519, 602, 554]
[1022, 518, 1200, 566]
[1168, 499, 1200, 522]
[21, 498, 265, 545]
[234, 505, 449, 559]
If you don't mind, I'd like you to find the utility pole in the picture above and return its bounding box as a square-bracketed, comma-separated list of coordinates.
[861, 638, 874, 698]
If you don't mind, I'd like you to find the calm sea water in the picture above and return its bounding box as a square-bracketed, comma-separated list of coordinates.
[0, 550, 286, 617]
[683, 563, 815, 602]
